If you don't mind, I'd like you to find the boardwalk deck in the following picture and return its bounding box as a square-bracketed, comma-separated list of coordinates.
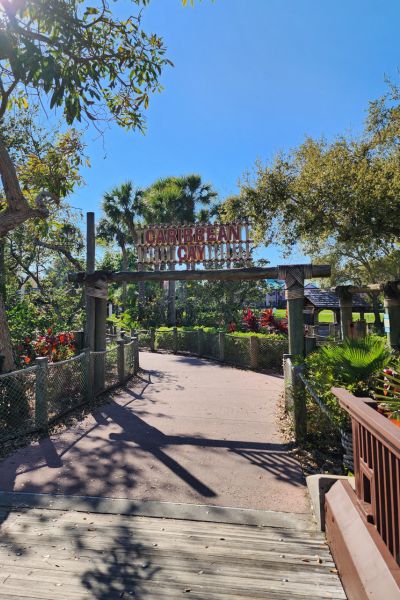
[0, 498, 346, 600]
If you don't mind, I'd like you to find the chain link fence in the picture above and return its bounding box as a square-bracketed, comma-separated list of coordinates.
[136, 328, 287, 371]
[224, 334, 251, 368]
[177, 330, 198, 354]
[202, 332, 220, 361]
[0, 337, 139, 444]
[0, 365, 37, 442]
[47, 353, 87, 421]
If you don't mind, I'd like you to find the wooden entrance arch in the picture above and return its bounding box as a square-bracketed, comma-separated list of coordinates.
[68, 213, 331, 358]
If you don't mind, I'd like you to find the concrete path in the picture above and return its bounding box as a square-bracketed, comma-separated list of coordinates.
[0, 353, 309, 513]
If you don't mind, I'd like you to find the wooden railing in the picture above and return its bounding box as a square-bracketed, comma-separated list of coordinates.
[332, 387, 400, 567]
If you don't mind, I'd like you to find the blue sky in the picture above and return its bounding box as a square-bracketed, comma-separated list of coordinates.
[69, 0, 400, 265]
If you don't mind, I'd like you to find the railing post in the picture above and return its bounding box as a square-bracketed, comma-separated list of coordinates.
[132, 334, 139, 375]
[197, 329, 203, 357]
[84, 347, 93, 401]
[72, 330, 84, 353]
[117, 339, 125, 384]
[219, 332, 225, 362]
[250, 335, 259, 369]
[293, 364, 307, 443]
[383, 281, 400, 349]
[173, 327, 178, 354]
[150, 328, 156, 352]
[35, 356, 48, 430]
[304, 335, 317, 355]
[336, 286, 353, 341]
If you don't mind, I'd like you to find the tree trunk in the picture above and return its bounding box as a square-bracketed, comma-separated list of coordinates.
[0, 292, 15, 373]
[167, 262, 176, 326]
[371, 293, 384, 334]
[121, 247, 128, 312]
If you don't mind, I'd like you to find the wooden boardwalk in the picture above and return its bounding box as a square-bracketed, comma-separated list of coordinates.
[0, 497, 346, 600]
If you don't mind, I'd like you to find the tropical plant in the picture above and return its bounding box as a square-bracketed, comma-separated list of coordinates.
[373, 364, 400, 422]
[305, 336, 392, 428]
[97, 182, 143, 311]
[142, 175, 218, 325]
[319, 336, 391, 391]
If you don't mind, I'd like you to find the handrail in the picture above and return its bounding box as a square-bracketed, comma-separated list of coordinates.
[332, 387, 400, 458]
[332, 386, 400, 567]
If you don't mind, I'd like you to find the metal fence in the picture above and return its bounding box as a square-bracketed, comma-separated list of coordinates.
[135, 328, 288, 372]
[283, 356, 353, 471]
[0, 337, 139, 444]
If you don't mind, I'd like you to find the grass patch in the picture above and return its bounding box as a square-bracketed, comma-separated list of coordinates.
[274, 309, 383, 323]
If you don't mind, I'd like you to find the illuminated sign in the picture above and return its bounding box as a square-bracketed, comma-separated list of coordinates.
[135, 223, 252, 267]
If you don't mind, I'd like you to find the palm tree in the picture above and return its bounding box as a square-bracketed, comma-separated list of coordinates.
[97, 182, 144, 313]
[142, 175, 218, 325]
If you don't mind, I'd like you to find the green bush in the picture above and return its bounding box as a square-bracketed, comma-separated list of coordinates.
[305, 336, 392, 427]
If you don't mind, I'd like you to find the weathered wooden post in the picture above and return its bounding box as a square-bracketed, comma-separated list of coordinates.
[173, 326, 178, 354]
[117, 339, 125, 384]
[132, 333, 139, 375]
[85, 212, 96, 351]
[280, 265, 307, 356]
[279, 265, 309, 441]
[84, 347, 93, 401]
[383, 281, 400, 349]
[35, 356, 48, 430]
[72, 330, 84, 353]
[304, 335, 317, 355]
[197, 329, 203, 357]
[150, 327, 156, 352]
[219, 331, 225, 362]
[249, 335, 259, 369]
[336, 285, 353, 340]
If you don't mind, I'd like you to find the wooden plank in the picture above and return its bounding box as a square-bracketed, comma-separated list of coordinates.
[68, 264, 332, 285]
[0, 508, 345, 600]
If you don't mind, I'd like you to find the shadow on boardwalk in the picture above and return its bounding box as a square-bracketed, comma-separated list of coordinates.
[0, 352, 307, 513]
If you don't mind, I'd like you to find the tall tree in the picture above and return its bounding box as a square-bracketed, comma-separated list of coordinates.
[0, 0, 175, 369]
[0, 109, 85, 369]
[97, 181, 143, 312]
[142, 175, 218, 325]
[221, 87, 400, 324]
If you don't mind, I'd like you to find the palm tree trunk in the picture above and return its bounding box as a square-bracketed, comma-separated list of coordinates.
[167, 261, 176, 326]
[121, 247, 128, 312]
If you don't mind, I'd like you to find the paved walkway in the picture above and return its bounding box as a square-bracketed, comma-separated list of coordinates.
[0, 353, 308, 513]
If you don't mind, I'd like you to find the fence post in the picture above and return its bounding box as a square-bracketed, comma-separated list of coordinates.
[197, 329, 203, 357]
[293, 364, 307, 443]
[173, 327, 178, 354]
[0, 355, 4, 374]
[35, 357, 48, 430]
[84, 347, 93, 401]
[72, 330, 84, 353]
[249, 336, 259, 369]
[336, 286, 353, 340]
[219, 332, 225, 362]
[132, 334, 139, 375]
[304, 336, 317, 356]
[117, 339, 125, 383]
[150, 328, 156, 352]
[383, 281, 400, 349]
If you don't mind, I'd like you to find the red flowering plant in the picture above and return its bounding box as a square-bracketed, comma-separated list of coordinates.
[260, 309, 288, 335]
[242, 308, 259, 332]
[374, 365, 400, 427]
[227, 321, 237, 333]
[16, 329, 76, 367]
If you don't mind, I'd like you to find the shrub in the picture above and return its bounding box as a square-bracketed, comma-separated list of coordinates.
[305, 336, 392, 428]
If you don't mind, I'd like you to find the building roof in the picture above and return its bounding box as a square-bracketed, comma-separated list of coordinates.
[304, 288, 371, 310]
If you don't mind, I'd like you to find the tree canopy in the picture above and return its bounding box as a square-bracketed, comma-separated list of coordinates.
[221, 86, 400, 286]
